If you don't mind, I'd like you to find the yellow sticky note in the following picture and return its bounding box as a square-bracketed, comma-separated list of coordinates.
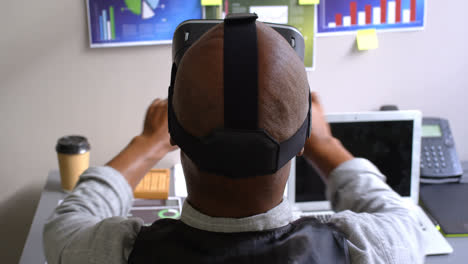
[299, 0, 320, 5]
[356, 29, 379, 51]
[201, 0, 222, 6]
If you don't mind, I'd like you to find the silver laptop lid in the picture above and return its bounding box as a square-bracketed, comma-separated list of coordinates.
[288, 110, 422, 211]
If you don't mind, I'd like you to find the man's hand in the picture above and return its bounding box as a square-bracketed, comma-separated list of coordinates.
[140, 99, 178, 154]
[107, 98, 178, 189]
[303, 92, 353, 179]
[307, 92, 334, 143]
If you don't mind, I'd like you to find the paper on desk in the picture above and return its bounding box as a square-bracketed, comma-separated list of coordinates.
[356, 29, 379, 51]
[174, 163, 188, 197]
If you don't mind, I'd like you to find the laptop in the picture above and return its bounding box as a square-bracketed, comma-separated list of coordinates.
[287, 110, 453, 255]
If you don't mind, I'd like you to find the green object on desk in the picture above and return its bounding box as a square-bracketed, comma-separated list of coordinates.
[420, 183, 468, 237]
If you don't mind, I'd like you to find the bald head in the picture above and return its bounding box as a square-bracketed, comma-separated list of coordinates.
[172, 22, 310, 217]
[173, 22, 309, 141]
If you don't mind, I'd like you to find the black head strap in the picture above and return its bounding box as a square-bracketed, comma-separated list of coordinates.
[224, 13, 258, 130]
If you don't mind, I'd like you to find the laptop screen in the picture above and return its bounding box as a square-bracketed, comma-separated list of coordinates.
[296, 120, 414, 202]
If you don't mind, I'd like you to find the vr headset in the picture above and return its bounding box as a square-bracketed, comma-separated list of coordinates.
[168, 13, 311, 178]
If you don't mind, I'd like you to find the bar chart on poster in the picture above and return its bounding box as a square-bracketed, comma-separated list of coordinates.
[317, 0, 425, 35]
[87, 0, 202, 47]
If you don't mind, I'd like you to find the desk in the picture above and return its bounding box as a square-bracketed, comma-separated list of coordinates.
[20, 170, 468, 264]
[20, 171, 64, 264]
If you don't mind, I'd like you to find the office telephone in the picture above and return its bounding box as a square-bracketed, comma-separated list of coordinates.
[420, 117, 463, 183]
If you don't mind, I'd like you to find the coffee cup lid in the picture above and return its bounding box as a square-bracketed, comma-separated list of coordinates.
[56, 135, 91, 154]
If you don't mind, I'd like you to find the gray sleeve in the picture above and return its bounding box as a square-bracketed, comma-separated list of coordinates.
[43, 166, 144, 264]
[326, 158, 426, 264]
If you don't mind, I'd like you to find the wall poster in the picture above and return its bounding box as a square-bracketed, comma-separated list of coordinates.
[205, 0, 317, 70]
[317, 0, 425, 35]
[86, 0, 202, 47]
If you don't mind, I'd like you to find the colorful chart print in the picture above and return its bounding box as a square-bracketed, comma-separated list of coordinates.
[87, 0, 202, 47]
[209, 0, 316, 69]
[317, 0, 425, 35]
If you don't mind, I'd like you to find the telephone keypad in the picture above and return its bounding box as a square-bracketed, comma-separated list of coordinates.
[421, 118, 463, 179]
[421, 144, 450, 172]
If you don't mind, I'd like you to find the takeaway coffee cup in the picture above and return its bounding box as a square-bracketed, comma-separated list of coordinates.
[56, 136, 91, 191]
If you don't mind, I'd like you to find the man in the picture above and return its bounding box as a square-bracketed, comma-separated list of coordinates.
[44, 21, 425, 263]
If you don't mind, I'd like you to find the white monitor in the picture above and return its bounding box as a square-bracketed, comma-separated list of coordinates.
[288, 110, 422, 212]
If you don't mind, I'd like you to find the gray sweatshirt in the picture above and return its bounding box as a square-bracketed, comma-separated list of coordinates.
[43, 158, 426, 264]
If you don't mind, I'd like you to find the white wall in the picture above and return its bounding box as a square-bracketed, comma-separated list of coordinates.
[0, 1, 467, 262]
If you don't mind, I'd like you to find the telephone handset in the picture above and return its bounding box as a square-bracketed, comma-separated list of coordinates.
[420, 117, 463, 183]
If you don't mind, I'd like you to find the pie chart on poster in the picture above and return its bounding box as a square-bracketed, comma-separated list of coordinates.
[124, 0, 160, 19]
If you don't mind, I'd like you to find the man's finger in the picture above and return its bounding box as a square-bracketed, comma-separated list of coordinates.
[310, 92, 319, 103]
[148, 98, 162, 115]
[310, 92, 324, 112]
[151, 98, 161, 108]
